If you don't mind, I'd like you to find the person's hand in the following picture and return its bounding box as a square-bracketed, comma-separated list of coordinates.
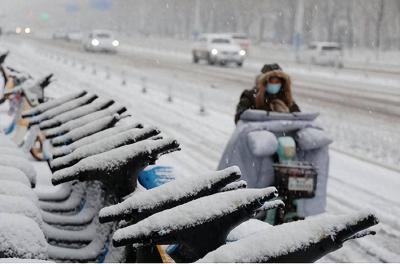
[270, 99, 289, 113]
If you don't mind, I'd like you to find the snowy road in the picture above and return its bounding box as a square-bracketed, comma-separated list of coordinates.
[1, 36, 400, 262]
[20, 36, 400, 171]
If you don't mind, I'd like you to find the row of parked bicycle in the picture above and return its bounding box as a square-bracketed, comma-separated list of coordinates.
[0, 51, 378, 262]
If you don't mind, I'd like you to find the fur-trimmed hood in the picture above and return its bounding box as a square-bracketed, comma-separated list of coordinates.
[257, 70, 294, 108]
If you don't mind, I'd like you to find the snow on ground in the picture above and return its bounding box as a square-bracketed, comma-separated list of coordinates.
[1, 37, 399, 262]
[20, 36, 400, 171]
[118, 35, 400, 73]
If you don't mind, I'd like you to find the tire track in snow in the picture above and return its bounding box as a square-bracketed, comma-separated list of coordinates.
[327, 192, 400, 262]
[327, 196, 399, 263]
[26, 37, 400, 120]
[330, 176, 400, 211]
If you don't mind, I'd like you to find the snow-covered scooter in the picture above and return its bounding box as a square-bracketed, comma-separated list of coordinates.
[218, 109, 332, 224]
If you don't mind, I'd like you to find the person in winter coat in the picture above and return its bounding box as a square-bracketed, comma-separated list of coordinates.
[234, 63, 300, 123]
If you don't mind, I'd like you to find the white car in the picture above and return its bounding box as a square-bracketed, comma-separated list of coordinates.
[227, 33, 251, 53]
[66, 31, 83, 42]
[83, 30, 119, 53]
[192, 34, 246, 67]
[297, 42, 344, 68]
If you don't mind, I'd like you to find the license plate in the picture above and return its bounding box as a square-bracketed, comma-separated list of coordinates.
[288, 177, 314, 192]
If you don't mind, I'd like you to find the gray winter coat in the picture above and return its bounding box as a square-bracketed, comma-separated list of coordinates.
[218, 110, 332, 217]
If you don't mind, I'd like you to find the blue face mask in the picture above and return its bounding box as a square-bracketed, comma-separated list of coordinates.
[265, 83, 282, 95]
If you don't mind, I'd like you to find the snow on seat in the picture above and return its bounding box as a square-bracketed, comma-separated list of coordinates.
[52, 138, 180, 185]
[41, 182, 104, 226]
[0, 213, 48, 260]
[0, 155, 37, 187]
[47, 220, 112, 262]
[38, 183, 85, 212]
[112, 187, 278, 260]
[0, 180, 39, 206]
[28, 93, 97, 126]
[0, 147, 27, 158]
[34, 182, 72, 202]
[39, 98, 115, 130]
[226, 219, 272, 242]
[0, 195, 43, 228]
[0, 165, 31, 187]
[51, 121, 142, 158]
[198, 211, 379, 263]
[50, 114, 120, 147]
[50, 127, 160, 170]
[219, 180, 247, 192]
[22, 90, 87, 118]
[47, 239, 105, 262]
[99, 166, 241, 224]
[43, 104, 126, 139]
[41, 202, 97, 227]
[42, 220, 96, 244]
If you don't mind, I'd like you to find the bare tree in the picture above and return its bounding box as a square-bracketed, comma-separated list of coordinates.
[375, 0, 385, 58]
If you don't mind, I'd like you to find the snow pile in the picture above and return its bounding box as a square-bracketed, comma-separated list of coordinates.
[41, 207, 97, 227]
[112, 187, 277, 246]
[47, 220, 112, 261]
[50, 127, 160, 170]
[226, 219, 272, 242]
[41, 181, 104, 226]
[41, 182, 112, 261]
[38, 183, 85, 212]
[0, 195, 43, 228]
[34, 183, 72, 202]
[0, 147, 27, 158]
[220, 180, 247, 192]
[52, 138, 179, 185]
[43, 104, 126, 138]
[22, 90, 86, 117]
[0, 155, 36, 187]
[0, 213, 48, 259]
[0, 180, 39, 206]
[28, 93, 97, 125]
[51, 122, 141, 158]
[99, 166, 241, 222]
[0, 165, 31, 187]
[39, 98, 114, 129]
[198, 211, 378, 262]
[43, 221, 96, 243]
[51, 114, 119, 146]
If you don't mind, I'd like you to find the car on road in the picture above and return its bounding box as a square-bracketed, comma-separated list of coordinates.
[83, 30, 119, 53]
[228, 33, 251, 53]
[66, 31, 83, 43]
[297, 42, 344, 68]
[192, 34, 246, 67]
